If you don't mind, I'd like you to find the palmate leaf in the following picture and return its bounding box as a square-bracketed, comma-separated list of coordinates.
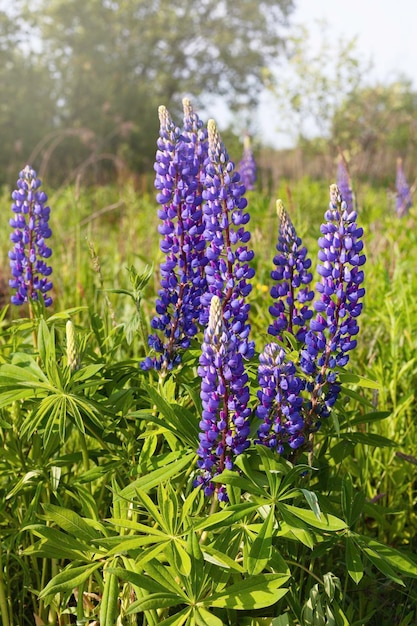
[200, 573, 289, 610]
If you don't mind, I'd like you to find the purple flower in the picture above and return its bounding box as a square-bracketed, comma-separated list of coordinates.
[337, 153, 354, 212]
[395, 157, 412, 217]
[301, 184, 366, 422]
[9, 165, 53, 307]
[238, 134, 257, 191]
[195, 295, 251, 501]
[201, 119, 255, 360]
[256, 343, 305, 453]
[268, 200, 314, 343]
[141, 101, 209, 371]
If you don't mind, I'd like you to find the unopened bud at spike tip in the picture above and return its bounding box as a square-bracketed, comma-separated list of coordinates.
[66, 320, 80, 372]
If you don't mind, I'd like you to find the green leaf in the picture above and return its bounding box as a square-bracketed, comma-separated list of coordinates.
[108, 567, 170, 595]
[247, 506, 275, 575]
[341, 432, 398, 447]
[348, 411, 391, 426]
[345, 537, 363, 584]
[6, 470, 42, 499]
[300, 489, 322, 521]
[120, 452, 195, 499]
[338, 372, 380, 389]
[195, 608, 224, 626]
[213, 469, 267, 497]
[39, 562, 102, 599]
[42, 504, 101, 542]
[356, 535, 417, 579]
[201, 545, 245, 572]
[192, 503, 259, 532]
[71, 364, 105, 382]
[201, 574, 289, 610]
[23, 524, 93, 560]
[157, 608, 191, 626]
[280, 504, 346, 531]
[126, 592, 185, 614]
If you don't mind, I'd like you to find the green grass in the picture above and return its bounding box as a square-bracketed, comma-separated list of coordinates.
[0, 176, 417, 625]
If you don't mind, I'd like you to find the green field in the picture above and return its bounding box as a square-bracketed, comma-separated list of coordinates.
[0, 174, 416, 626]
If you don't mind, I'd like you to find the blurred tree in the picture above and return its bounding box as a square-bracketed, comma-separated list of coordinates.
[11, 0, 294, 182]
[332, 79, 417, 156]
[265, 22, 370, 146]
[0, 6, 56, 184]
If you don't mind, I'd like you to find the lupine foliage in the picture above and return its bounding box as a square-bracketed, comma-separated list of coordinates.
[0, 107, 417, 626]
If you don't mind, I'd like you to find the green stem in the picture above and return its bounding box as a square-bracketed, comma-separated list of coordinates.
[77, 581, 85, 625]
[0, 542, 10, 626]
[28, 300, 38, 351]
[80, 432, 91, 492]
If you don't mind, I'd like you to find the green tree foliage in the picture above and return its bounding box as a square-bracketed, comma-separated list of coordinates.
[1, 0, 294, 184]
[266, 22, 370, 145]
[0, 7, 56, 183]
[332, 79, 417, 160]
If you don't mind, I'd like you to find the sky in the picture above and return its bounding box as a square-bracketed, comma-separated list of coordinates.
[254, 0, 417, 148]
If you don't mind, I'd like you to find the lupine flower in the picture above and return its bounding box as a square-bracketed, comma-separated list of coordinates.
[256, 343, 305, 453]
[238, 134, 257, 191]
[268, 200, 314, 343]
[9, 165, 53, 307]
[195, 295, 251, 501]
[300, 184, 366, 424]
[395, 157, 412, 217]
[336, 152, 354, 212]
[201, 119, 255, 359]
[141, 102, 209, 371]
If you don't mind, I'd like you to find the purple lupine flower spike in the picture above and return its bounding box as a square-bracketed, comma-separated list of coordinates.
[201, 119, 255, 359]
[337, 152, 354, 212]
[238, 134, 257, 191]
[268, 200, 314, 343]
[256, 343, 305, 453]
[395, 157, 412, 217]
[141, 103, 208, 371]
[301, 184, 366, 425]
[195, 295, 251, 501]
[9, 165, 53, 307]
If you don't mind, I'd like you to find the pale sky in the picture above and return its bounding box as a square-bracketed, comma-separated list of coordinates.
[293, 0, 417, 86]
[256, 0, 417, 147]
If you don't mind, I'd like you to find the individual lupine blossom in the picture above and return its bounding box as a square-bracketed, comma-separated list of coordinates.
[395, 157, 413, 217]
[141, 103, 209, 371]
[300, 184, 366, 425]
[256, 343, 305, 453]
[195, 295, 251, 501]
[201, 119, 255, 360]
[238, 134, 257, 191]
[268, 200, 314, 343]
[9, 165, 53, 307]
[337, 153, 354, 212]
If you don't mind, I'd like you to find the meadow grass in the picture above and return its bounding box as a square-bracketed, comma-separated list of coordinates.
[0, 176, 416, 625]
